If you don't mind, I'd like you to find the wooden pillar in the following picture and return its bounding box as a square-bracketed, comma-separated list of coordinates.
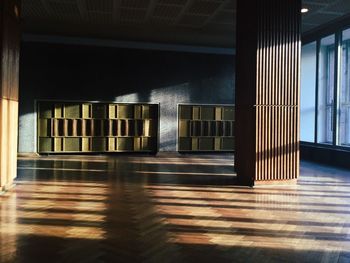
[235, 0, 301, 186]
[0, 0, 20, 191]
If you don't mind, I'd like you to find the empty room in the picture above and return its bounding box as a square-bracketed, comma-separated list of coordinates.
[0, 0, 350, 262]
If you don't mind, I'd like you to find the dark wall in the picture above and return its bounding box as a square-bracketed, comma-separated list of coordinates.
[19, 42, 235, 152]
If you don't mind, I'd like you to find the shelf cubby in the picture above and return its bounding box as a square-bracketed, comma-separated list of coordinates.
[178, 104, 235, 152]
[38, 101, 159, 153]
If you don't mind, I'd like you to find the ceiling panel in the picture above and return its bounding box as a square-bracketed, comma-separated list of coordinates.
[86, 0, 113, 13]
[326, 0, 350, 14]
[22, 0, 49, 18]
[187, 0, 224, 16]
[211, 10, 234, 24]
[120, 0, 152, 9]
[21, 0, 350, 48]
[302, 0, 350, 33]
[222, 0, 235, 10]
[119, 8, 148, 22]
[47, 1, 80, 17]
[303, 13, 341, 25]
[157, 0, 188, 5]
[87, 12, 113, 24]
[179, 14, 209, 27]
[153, 4, 183, 18]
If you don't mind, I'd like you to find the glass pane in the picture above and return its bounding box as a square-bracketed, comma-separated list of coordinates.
[301, 42, 316, 142]
[338, 29, 350, 146]
[317, 35, 335, 144]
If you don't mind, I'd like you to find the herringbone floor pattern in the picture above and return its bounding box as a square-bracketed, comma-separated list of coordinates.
[0, 153, 349, 263]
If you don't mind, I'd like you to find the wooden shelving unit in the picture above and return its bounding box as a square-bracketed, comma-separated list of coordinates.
[37, 101, 159, 153]
[178, 104, 235, 152]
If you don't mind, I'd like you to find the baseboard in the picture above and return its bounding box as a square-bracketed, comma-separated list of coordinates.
[17, 152, 40, 158]
[0, 182, 16, 194]
[253, 179, 298, 187]
[301, 144, 350, 170]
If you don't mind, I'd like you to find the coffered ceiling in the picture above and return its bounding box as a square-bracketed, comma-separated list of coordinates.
[21, 0, 350, 48]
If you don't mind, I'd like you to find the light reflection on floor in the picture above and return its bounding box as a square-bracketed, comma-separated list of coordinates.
[0, 154, 349, 262]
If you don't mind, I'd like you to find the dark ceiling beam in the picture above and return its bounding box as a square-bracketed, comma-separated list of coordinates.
[22, 19, 235, 47]
[22, 33, 235, 55]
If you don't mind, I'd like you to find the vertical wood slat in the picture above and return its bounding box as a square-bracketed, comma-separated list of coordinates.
[0, 0, 20, 191]
[236, 0, 301, 185]
[0, 100, 18, 189]
[1, 0, 20, 101]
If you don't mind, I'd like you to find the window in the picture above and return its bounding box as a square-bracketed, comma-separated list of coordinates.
[301, 27, 350, 149]
[301, 42, 317, 142]
[339, 29, 350, 146]
[317, 35, 335, 144]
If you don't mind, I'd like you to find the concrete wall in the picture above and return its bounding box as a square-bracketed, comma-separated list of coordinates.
[19, 42, 235, 153]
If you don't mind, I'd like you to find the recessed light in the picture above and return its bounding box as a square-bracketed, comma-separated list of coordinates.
[301, 8, 309, 13]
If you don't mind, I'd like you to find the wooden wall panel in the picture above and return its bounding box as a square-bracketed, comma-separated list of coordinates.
[236, 0, 301, 186]
[0, 0, 20, 191]
[0, 99, 18, 190]
[1, 0, 20, 100]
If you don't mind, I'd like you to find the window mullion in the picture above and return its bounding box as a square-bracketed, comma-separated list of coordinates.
[315, 40, 320, 144]
[333, 32, 341, 146]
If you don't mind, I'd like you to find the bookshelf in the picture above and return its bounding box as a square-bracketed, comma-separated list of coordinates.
[37, 101, 159, 153]
[178, 104, 235, 152]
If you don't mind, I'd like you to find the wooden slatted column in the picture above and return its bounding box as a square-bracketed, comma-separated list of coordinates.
[0, 0, 21, 191]
[235, 0, 301, 186]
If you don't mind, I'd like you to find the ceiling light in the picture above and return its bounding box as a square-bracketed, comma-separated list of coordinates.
[301, 8, 309, 13]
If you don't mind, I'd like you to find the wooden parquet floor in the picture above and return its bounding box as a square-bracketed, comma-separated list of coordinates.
[0, 153, 350, 263]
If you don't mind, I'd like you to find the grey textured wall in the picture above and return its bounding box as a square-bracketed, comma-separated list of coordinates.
[19, 42, 235, 153]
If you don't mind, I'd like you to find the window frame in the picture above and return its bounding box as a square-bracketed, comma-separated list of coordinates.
[317, 40, 335, 144]
[338, 38, 350, 146]
[301, 25, 350, 151]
